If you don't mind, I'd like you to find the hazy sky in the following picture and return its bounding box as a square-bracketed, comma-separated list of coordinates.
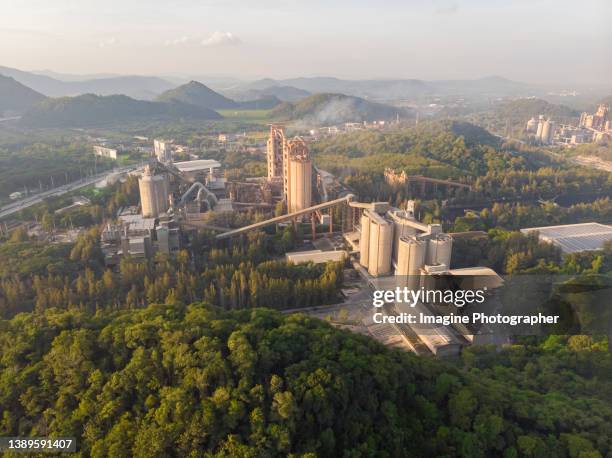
[1, 0, 610, 85]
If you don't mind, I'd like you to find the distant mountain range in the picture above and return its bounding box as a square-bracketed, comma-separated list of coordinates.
[223, 85, 311, 103]
[0, 75, 47, 115]
[0, 66, 175, 100]
[235, 75, 538, 101]
[5, 64, 604, 129]
[271, 93, 410, 125]
[156, 80, 283, 110]
[19, 94, 221, 128]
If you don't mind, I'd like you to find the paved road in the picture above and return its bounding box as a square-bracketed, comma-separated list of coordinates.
[0, 165, 138, 219]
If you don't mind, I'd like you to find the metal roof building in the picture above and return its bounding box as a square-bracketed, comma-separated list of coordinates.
[521, 222, 612, 253]
[173, 159, 221, 173]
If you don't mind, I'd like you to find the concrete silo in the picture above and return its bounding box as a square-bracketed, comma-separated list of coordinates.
[426, 234, 453, 269]
[536, 115, 545, 138]
[284, 137, 312, 213]
[367, 212, 393, 276]
[390, 210, 418, 263]
[396, 236, 427, 276]
[526, 117, 537, 132]
[359, 213, 371, 268]
[139, 165, 169, 218]
[540, 119, 554, 144]
[288, 157, 312, 213]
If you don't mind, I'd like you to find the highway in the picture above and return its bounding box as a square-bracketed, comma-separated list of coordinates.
[0, 165, 138, 219]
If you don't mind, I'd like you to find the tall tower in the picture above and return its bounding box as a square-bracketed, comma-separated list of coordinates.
[139, 165, 169, 218]
[284, 137, 312, 213]
[593, 104, 609, 131]
[267, 125, 285, 180]
[154, 139, 172, 164]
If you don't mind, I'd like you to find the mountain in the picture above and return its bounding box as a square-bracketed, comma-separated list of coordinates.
[0, 66, 175, 100]
[0, 74, 47, 115]
[227, 85, 311, 103]
[236, 95, 282, 110]
[241, 76, 537, 100]
[19, 94, 221, 128]
[156, 80, 238, 109]
[493, 98, 580, 122]
[270, 93, 409, 125]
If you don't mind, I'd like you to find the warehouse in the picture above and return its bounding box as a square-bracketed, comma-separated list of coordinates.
[520, 222, 612, 253]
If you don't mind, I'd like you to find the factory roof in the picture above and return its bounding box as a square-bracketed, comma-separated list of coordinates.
[119, 214, 156, 231]
[286, 249, 346, 264]
[521, 222, 612, 253]
[173, 159, 221, 172]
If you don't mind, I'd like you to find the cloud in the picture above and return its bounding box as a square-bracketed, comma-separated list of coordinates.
[201, 31, 241, 47]
[164, 36, 190, 46]
[99, 37, 117, 48]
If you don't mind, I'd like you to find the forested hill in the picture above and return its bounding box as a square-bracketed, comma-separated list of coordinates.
[271, 93, 411, 125]
[1, 304, 610, 456]
[494, 98, 579, 122]
[156, 80, 238, 110]
[310, 120, 514, 178]
[0, 74, 46, 115]
[19, 93, 222, 128]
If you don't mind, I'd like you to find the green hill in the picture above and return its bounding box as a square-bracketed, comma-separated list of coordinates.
[236, 95, 281, 110]
[0, 74, 46, 115]
[271, 93, 410, 124]
[156, 80, 237, 109]
[1, 304, 610, 456]
[20, 93, 222, 127]
[494, 98, 579, 122]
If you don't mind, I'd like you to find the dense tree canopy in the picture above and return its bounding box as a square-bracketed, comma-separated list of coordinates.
[0, 304, 610, 457]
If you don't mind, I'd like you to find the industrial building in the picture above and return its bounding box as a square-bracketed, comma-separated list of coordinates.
[521, 222, 612, 253]
[138, 165, 170, 218]
[267, 125, 285, 179]
[286, 249, 346, 264]
[173, 159, 224, 189]
[528, 115, 555, 144]
[579, 104, 610, 131]
[264, 126, 313, 214]
[101, 209, 180, 265]
[357, 201, 453, 279]
[154, 139, 172, 163]
[93, 145, 118, 160]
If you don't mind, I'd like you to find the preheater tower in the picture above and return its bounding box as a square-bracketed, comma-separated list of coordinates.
[266, 125, 285, 179]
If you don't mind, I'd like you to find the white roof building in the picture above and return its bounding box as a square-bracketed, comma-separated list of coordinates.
[521, 222, 612, 253]
[286, 249, 346, 264]
[173, 159, 221, 173]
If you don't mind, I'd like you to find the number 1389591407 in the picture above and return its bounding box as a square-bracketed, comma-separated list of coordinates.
[1, 437, 76, 453]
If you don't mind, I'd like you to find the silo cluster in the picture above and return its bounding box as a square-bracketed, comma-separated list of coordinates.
[358, 204, 453, 278]
[534, 115, 554, 144]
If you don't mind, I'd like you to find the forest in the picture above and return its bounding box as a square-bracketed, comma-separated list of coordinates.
[0, 304, 610, 457]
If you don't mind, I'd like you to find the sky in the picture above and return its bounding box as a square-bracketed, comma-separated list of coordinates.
[1, 0, 610, 85]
